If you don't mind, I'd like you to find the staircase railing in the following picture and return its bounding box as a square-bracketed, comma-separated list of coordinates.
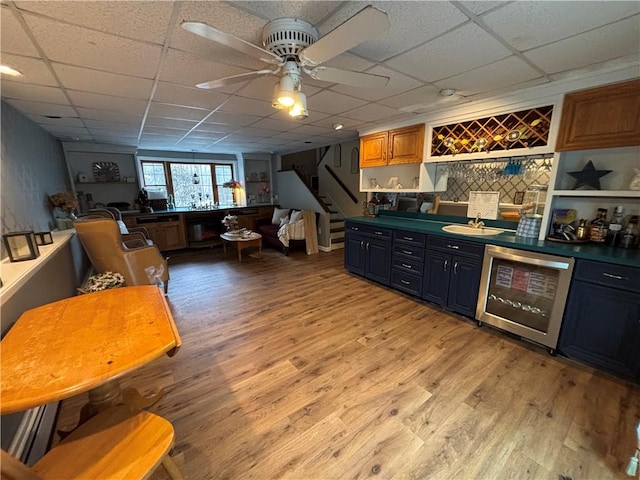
[324, 165, 358, 204]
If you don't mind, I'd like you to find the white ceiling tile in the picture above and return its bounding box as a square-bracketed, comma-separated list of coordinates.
[378, 84, 441, 109]
[525, 16, 640, 75]
[1, 80, 68, 104]
[67, 91, 149, 114]
[267, 108, 331, 125]
[14, 1, 175, 44]
[320, 52, 375, 73]
[148, 103, 210, 121]
[236, 127, 277, 138]
[234, 2, 340, 24]
[385, 23, 512, 82]
[319, 2, 468, 62]
[1, 5, 38, 56]
[305, 90, 368, 115]
[290, 124, 334, 136]
[27, 114, 83, 127]
[53, 63, 153, 99]
[271, 131, 309, 141]
[78, 109, 143, 125]
[0, 53, 58, 86]
[329, 65, 422, 101]
[204, 112, 263, 126]
[340, 102, 403, 122]
[153, 82, 229, 110]
[145, 116, 199, 130]
[193, 123, 237, 134]
[23, 13, 163, 79]
[309, 115, 369, 130]
[90, 136, 138, 146]
[159, 49, 253, 88]
[4, 99, 77, 116]
[41, 125, 91, 136]
[435, 56, 543, 96]
[457, 1, 508, 16]
[218, 96, 274, 117]
[483, 1, 640, 51]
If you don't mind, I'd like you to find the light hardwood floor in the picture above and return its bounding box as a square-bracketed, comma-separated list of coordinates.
[55, 247, 640, 480]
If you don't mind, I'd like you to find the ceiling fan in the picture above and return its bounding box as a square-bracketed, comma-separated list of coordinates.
[181, 5, 391, 119]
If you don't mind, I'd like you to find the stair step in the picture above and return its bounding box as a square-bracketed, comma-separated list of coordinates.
[330, 227, 343, 233]
[331, 237, 345, 244]
[330, 218, 344, 224]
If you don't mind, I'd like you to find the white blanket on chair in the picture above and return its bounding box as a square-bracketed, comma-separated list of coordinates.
[277, 219, 305, 247]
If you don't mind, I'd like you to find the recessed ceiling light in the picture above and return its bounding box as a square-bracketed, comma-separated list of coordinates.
[0, 65, 23, 77]
[332, 123, 344, 130]
[439, 88, 456, 97]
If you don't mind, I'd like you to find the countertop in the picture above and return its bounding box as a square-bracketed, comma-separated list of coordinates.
[347, 211, 640, 268]
[120, 204, 273, 217]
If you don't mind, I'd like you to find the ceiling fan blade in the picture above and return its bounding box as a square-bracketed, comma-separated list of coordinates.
[196, 70, 276, 89]
[299, 6, 390, 66]
[308, 67, 389, 88]
[181, 21, 282, 65]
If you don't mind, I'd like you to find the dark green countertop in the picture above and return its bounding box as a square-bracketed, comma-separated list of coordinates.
[346, 211, 640, 268]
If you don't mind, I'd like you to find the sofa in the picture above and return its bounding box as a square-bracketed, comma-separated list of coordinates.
[254, 207, 314, 255]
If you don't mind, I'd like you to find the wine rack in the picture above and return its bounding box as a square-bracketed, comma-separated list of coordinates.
[431, 105, 554, 156]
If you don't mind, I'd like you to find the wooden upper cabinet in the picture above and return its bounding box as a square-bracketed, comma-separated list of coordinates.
[388, 124, 424, 165]
[360, 131, 388, 167]
[360, 124, 425, 168]
[556, 79, 640, 151]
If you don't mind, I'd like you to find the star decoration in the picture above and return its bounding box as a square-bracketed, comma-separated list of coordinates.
[567, 160, 612, 190]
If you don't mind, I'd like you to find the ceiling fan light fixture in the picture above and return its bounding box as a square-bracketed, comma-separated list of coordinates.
[271, 82, 286, 109]
[276, 74, 296, 107]
[289, 91, 308, 120]
[0, 65, 22, 77]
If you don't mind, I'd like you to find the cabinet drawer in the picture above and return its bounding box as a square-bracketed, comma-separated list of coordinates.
[393, 230, 425, 248]
[391, 270, 422, 297]
[573, 260, 640, 293]
[392, 255, 424, 275]
[427, 235, 484, 258]
[345, 223, 391, 240]
[392, 243, 425, 261]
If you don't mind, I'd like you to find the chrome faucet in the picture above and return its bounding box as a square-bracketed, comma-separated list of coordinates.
[468, 212, 485, 229]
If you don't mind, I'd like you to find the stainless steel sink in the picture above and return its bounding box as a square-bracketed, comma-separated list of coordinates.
[442, 224, 504, 236]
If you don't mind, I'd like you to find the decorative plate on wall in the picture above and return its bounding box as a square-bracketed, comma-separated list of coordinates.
[350, 147, 359, 174]
[92, 162, 120, 182]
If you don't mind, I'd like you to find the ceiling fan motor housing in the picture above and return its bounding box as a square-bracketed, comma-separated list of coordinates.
[262, 18, 318, 59]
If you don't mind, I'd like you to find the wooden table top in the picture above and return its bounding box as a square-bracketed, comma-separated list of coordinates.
[220, 232, 262, 242]
[0, 285, 181, 415]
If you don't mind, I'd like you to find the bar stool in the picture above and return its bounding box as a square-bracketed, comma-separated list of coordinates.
[1, 406, 184, 479]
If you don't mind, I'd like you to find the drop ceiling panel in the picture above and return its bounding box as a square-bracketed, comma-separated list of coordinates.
[235, 1, 340, 25]
[0, 53, 58, 86]
[159, 48, 253, 88]
[204, 112, 263, 127]
[78, 108, 143, 125]
[193, 123, 237, 134]
[436, 56, 543, 96]
[309, 115, 369, 130]
[340, 102, 404, 122]
[305, 90, 368, 115]
[5, 99, 76, 117]
[457, 1, 508, 16]
[153, 82, 228, 110]
[53, 64, 153, 99]
[27, 115, 84, 127]
[23, 14, 163, 78]
[218, 96, 274, 117]
[91, 136, 138, 146]
[66, 91, 149, 114]
[1, 81, 68, 104]
[0, 5, 38, 56]
[525, 16, 640, 75]
[483, 1, 640, 51]
[148, 102, 210, 122]
[378, 84, 442, 110]
[145, 116, 199, 130]
[41, 125, 91, 137]
[250, 117, 302, 132]
[14, 0, 175, 44]
[321, 2, 468, 62]
[385, 23, 512, 83]
[328, 65, 422, 101]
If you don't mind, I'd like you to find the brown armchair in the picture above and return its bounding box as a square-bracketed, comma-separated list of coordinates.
[86, 208, 152, 248]
[74, 217, 170, 294]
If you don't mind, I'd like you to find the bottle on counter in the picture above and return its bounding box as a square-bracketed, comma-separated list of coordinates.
[575, 219, 589, 241]
[604, 205, 624, 247]
[589, 208, 608, 243]
[620, 215, 639, 249]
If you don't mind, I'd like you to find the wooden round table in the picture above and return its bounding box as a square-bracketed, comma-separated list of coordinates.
[220, 232, 262, 262]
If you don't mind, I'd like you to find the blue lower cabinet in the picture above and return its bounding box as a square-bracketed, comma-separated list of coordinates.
[344, 226, 391, 285]
[422, 249, 482, 318]
[344, 234, 365, 276]
[364, 238, 391, 285]
[391, 269, 422, 296]
[559, 281, 640, 381]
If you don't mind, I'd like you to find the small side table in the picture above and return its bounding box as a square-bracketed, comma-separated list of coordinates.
[220, 232, 262, 262]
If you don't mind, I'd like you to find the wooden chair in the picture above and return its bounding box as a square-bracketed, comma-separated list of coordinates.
[74, 217, 170, 293]
[0, 406, 184, 479]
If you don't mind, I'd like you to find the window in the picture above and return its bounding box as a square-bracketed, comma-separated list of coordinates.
[140, 161, 235, 208]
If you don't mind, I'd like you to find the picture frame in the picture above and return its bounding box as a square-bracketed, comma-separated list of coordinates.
[350, 147, 359, 174]
[333, 144, 341, 167]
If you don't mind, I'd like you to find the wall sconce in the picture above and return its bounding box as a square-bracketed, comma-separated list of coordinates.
[34, 231, 54, 245]
[2, 231, 40, 262]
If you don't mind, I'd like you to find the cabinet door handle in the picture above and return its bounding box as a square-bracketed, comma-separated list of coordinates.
[401, 280, 410, 285]
[402, 250, 413, 255]
[374, 231, 384, 236]
[454, 262, 458, 274]
[383, 151, 386, 161]
[443, 259, 448, 272]
[401, 263, 412, 269]
[602, 272, 628, 281]
[360, 241, 364, 249]
[352, 226, 359, 231]
[447, 244, 460, 250]
[403, 236, 413, 241]
[366, 242, 370, 251]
